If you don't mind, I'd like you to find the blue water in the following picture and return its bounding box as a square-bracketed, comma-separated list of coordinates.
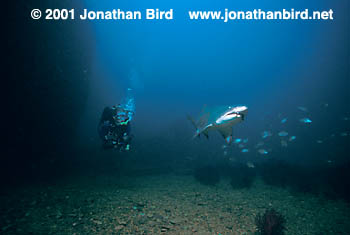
[77, 0, 349, 166]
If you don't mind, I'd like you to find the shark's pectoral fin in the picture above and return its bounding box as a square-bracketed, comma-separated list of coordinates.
[217, 127, 233, 143]
[201, 125, 212, 140]
[203, 131, 209, 139]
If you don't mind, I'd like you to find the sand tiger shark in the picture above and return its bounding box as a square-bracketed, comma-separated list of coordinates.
[188, 105, 248, 143]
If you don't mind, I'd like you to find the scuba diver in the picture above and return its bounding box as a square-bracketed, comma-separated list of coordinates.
[98, 88, 135, 151]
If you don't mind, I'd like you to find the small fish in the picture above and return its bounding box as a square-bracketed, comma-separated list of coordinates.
[246, 162, 255, 168]
[278, 131, 289, 137]
[297, 106, 308, 112]
[316, 140, 323, 144]
[261, 131, 272, 139]
[255, 141, 264, 148]
[222, 145, 228, 149]
[340, 132, 348, 137]
[342, 117, 349, 121]
[299, 118, 312, 123]
[281, 118, 287, 124]
[223, 151, 228, 156]
[241, 148, 249, 153]
[234, 138, 242, 144]
[238, 144, 245, 148]
[243, 138, 249, 143]
[229, 157, 236, 162]
[281, 140, 288, 147]
[289, 136, 296, 141]
[258, 149, 268, 155]
[321, 103, 329, 108]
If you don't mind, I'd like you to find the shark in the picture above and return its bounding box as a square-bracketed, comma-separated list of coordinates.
[188, 105, 248, 143]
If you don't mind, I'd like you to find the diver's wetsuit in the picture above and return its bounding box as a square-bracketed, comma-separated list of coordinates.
[98, 106, 132, 151]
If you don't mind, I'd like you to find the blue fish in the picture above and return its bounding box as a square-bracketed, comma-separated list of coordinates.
[261, 131, 272, 139]
[281, 118, 287, 124]
[234, 138, 242, 144]
[297, 106, 308, 112]
[289, 136, 296, 141]
[278, 131, 288, 137]
[241, 148, 249, 153]
[299, 118, 312, 123]
[258, 149, 268, 155]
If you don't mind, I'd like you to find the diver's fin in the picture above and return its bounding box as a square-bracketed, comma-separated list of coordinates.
[217, 127, 233, 144]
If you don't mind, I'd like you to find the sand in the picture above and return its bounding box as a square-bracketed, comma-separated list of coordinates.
[1, 174, 349, 234]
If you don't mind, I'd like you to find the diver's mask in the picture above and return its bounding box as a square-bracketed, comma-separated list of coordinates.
[115, 113, 129, 125]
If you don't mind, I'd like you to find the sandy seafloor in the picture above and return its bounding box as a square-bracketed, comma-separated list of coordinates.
[1, 174, 349, 235]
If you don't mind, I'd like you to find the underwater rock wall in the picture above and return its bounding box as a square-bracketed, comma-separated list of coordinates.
[4, 0, 92, 184]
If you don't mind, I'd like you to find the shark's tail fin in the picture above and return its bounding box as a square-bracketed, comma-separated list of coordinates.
[187, 115, 200, 139]
[187, 115, 210, 140]
[187, 115, 197, 129]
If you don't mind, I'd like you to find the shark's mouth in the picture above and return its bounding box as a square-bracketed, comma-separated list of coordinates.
[227, 111, 240, 115]
[222, 106, 247, 122]
[226, 110, 242, 118]
[216, 111, 240, 124]
[230, 106, 248, 119]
